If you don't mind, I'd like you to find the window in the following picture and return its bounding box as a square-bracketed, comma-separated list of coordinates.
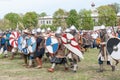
[46, 21, 49, 24]
[49, 21, 51, 24]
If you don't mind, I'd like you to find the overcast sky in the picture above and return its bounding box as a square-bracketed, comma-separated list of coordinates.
[0, 0, 120, 19]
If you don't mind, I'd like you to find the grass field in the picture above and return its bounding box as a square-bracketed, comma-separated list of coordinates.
[0, 48, 120, 80]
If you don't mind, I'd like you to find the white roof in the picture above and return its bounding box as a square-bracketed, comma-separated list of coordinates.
[91, 13, 98, 17]
[40, 15, 53, 19]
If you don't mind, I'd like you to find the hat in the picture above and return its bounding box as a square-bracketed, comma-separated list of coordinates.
[23, 29, 30, 34]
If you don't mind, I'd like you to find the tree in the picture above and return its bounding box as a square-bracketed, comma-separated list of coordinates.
[79, 9, 94, 30]
[40, 25, 56, 31]
[97, 5, 117, 26]
[66, 9, 79, 29]
[108, 3, 120, 14]
[0, 19, 11, 30]
[118, 18, 120, 26]
[23, 12, 38, 29]
[53, 8, 68, 29]
[109, 3, 120, 26]
[4, 13, 21, 29]
[39, 12, 47, 17]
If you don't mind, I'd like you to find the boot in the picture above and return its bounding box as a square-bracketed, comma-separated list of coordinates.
[23, 55, 28, 67]
[27, 60, 33, 68]
[111, 65, 115, 71]
[65, 67, 69, 71]
[64, 63, 69, 71]
[73, 64, 78, 73]
[97, 64, 103, 72]
[10, 54, 14, 60]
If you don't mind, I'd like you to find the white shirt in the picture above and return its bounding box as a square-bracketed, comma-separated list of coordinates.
[91, 32, 98, 39]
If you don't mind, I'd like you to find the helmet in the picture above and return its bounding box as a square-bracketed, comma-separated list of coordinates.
[70, 25, 76, 30]
[57, 26, 62, 31]
[55, 30, 61, 34]
[65, 28, 70, 33]
[41, 29, 45, 33]
[47, 27, 51, 31]
[32, 29, 36, 34]
[36, 28, 41, 33]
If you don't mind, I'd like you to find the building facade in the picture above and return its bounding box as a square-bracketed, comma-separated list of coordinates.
[38, 13, 120, 27]
[38, 15, 53, 26]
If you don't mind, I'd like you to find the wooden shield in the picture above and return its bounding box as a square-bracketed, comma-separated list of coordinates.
[18, 35, 28, 55]
[45, 36, 59, 54]
[21, 36, 36, 55]
[27, 36, 36, 53]
[61, 33, 84, 59]
[18, 36, 24, 51]
[9, 31, 20, 48]
[106, 37, 120, 60]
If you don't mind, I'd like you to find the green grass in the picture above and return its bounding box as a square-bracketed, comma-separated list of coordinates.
[0, 48, 120, 80]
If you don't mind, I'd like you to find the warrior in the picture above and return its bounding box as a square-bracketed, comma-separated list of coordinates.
[27, 29, 36, 68]
[22, 29, 34, 68]
[78, 32, 85, 53]
[4, 29, 21, 60]
[97, 25, 115, 72]
[81, 31, 91, 51]
[116, 27, 120, 38]
[9, 31, 18, 60]
[44, 28, 55, 60]
[91, 31, 99, 48]
[48, 30, 68, 72]
[66, 25, 82, 72]
[0, 33, 8, 57]
[6, 31, 12, 52]
[34, 28, 45, 69]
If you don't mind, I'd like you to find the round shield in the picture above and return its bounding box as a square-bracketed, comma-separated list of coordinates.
[45, 36, 59, 54]
[9, 31, 20, 48]
[20, 36, 28, 55]
[27, 36, 36, 53]
[61, 33, 84, 59]
[106, 37, 120, 60]
[61, 33, 79, 47]
[18, 36, 24, 51]
[20, 36, 36, 55]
